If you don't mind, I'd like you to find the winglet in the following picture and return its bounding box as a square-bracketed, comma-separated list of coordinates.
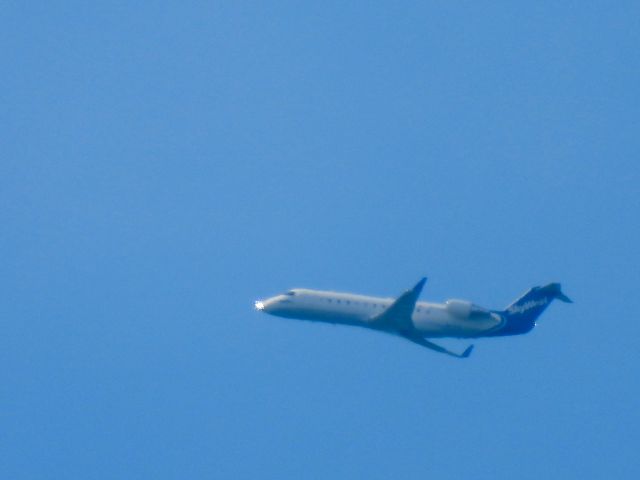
[411, 277, 427, 295]
[461, 344, 474, 358]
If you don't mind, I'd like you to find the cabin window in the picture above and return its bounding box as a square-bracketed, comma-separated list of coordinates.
[285, 291, 295, 296]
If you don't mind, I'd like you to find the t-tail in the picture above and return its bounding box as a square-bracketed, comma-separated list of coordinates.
[491, 283, 572, 336]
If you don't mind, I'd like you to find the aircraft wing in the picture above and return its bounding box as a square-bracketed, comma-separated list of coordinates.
[401, 334, 474, 359]
[373, 277, 474, 359]
[371, 277, 427, 333]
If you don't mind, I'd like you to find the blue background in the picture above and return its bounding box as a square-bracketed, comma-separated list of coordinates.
[3, 2, 639, 478]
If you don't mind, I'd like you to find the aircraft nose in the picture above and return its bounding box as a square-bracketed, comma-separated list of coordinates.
[254, 296, 283, 314]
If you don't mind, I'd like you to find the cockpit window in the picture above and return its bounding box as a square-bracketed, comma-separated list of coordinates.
[285, 290, 296, 296]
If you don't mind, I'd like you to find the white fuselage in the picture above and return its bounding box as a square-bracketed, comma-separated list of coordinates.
[256, 288, 503, 338]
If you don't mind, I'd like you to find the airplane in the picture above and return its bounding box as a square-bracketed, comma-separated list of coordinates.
[254, 278, 572, 358]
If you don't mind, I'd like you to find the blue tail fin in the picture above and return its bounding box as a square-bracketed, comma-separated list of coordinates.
[497, 283, 572, 335]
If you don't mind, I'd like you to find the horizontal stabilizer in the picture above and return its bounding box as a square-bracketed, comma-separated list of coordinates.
[556, 292, 573, 303]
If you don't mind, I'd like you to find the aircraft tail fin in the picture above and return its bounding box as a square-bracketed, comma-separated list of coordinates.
[498, 283, 572, 334]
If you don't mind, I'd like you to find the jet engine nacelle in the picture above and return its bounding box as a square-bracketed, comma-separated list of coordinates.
[446, 299, 491, 319]
[445, 299, 473, 318]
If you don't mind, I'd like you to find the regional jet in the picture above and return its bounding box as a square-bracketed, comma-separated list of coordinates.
[255, 278, 572, 358]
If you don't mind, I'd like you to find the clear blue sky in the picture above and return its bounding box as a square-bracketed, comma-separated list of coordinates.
[3, 2, 639, 479]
